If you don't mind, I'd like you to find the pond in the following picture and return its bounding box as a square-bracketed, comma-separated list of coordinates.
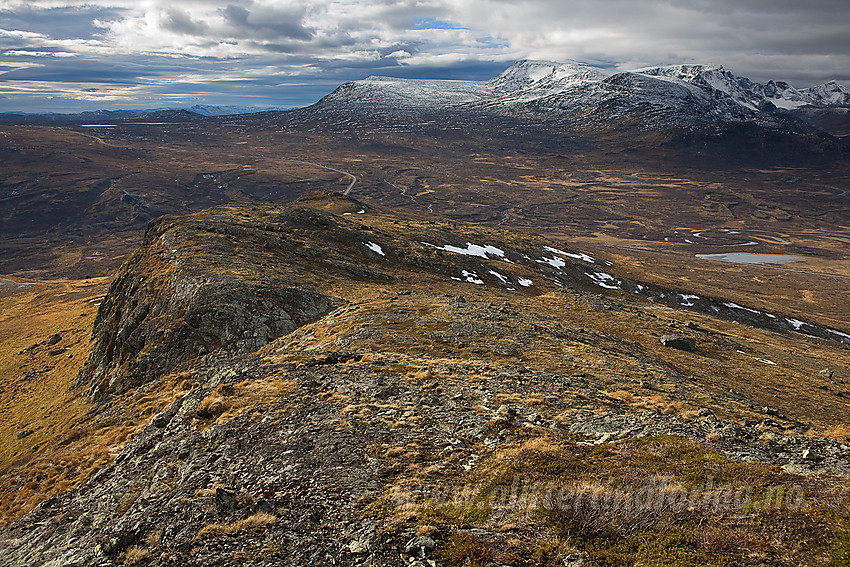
[695, 253, 803, 264]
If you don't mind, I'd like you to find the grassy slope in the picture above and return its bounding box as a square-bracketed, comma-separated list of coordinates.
[0, 277, 190, 528]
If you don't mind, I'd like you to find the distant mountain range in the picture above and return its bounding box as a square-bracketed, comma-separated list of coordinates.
[310, 59, 850, 131]
[0, 104, 289, 122]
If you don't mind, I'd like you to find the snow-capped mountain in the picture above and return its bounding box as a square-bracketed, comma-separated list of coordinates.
[315, 76, 491, 109]
[312, 59, 850, 129]
[186, 104, 290, 116]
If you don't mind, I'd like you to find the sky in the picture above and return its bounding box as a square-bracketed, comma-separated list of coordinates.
[1, 0, 849, 113]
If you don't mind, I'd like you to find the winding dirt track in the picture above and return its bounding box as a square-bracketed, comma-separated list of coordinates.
[283, 158, 357, 195]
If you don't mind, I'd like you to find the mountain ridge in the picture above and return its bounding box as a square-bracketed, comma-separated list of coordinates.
[312, 59, 850, 131]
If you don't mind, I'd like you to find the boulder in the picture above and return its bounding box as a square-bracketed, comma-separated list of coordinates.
[660, 334, 696, 351]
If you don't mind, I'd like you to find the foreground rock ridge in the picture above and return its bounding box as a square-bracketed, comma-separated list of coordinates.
[3, 193, 850, 566]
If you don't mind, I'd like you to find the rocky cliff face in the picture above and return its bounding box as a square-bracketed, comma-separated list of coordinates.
[4, 193, 850, 566]
[76, 209, 344, 400]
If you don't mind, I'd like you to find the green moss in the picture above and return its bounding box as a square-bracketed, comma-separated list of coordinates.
[530, 540, 571, 563]
[621, 436, 779, 488]
[589, 524, 716, 567]
[824, 510, 850, 567]
[363, 493, 397, 522]
[419, 501, 490, 530]
[438, 531, 492, 567]
[384, 364, 417, 375]
[832, 530, 850, 566]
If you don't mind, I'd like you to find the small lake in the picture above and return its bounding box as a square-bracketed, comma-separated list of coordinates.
[695, 253, 803, 264]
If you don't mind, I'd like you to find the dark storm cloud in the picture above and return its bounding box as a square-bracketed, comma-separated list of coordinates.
[0, 59, 143, 83]
[219, 4, 315, 41]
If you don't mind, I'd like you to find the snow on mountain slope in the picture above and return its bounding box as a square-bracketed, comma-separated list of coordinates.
[635, 65, 850, 113]
[804, 81, 850, 106]
[187, 104, 289, 116]
[636, 64, 765, 112]
[487, 59, 607, 94]
[317, 76, 491, 110]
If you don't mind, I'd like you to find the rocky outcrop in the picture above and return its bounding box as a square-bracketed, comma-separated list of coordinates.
[76, 208, 345, 400]
[73, 193, 616, 401]
[569, 410, 850, 476]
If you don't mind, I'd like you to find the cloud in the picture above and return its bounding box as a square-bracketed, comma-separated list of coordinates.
[219, 3, 314, 41]
[1, 0, 848, 112]
[159, 8, 211, 36]
[4, 49, 75, 56]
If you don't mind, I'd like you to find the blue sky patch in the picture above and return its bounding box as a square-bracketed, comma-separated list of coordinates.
[412, 17, 468, 31]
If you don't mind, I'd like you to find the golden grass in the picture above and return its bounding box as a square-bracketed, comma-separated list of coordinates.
[195, 377, 297, 428]
[197, 511, 277, 537]
[0, 279, 105, 464]
[122, 545, 150, 564]
[813, 423, 850, 444]
[0, 278, 196, 529]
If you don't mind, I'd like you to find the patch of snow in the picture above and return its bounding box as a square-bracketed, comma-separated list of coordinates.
[786, 318, 806, 330]
[517, 278, 533, 287]
[679, 294, 700, 307]
[753, 357, 777, 366]
[422, 241, 505, 259]
[543, 245, 596, 263]
[770, 98, 809, 110]
[488, 270, 510, 286]
[589, 271, 621, 290]
[827, 329, 850, 342]
[364, 242, 385, 256]
[451, 270, 484, 285]
[723, 302, 761, 315]
[357, 209, 366, 214]
[537, 256, 566, 269]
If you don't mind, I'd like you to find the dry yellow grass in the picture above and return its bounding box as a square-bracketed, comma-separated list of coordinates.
[0, 276, 196, 529]
[195, 377, 296, 428]
[122, 545, 150, 564]
[197, 511, 278, 537]
[0, 278, 107, 464]
[812, 423, 850, 443]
